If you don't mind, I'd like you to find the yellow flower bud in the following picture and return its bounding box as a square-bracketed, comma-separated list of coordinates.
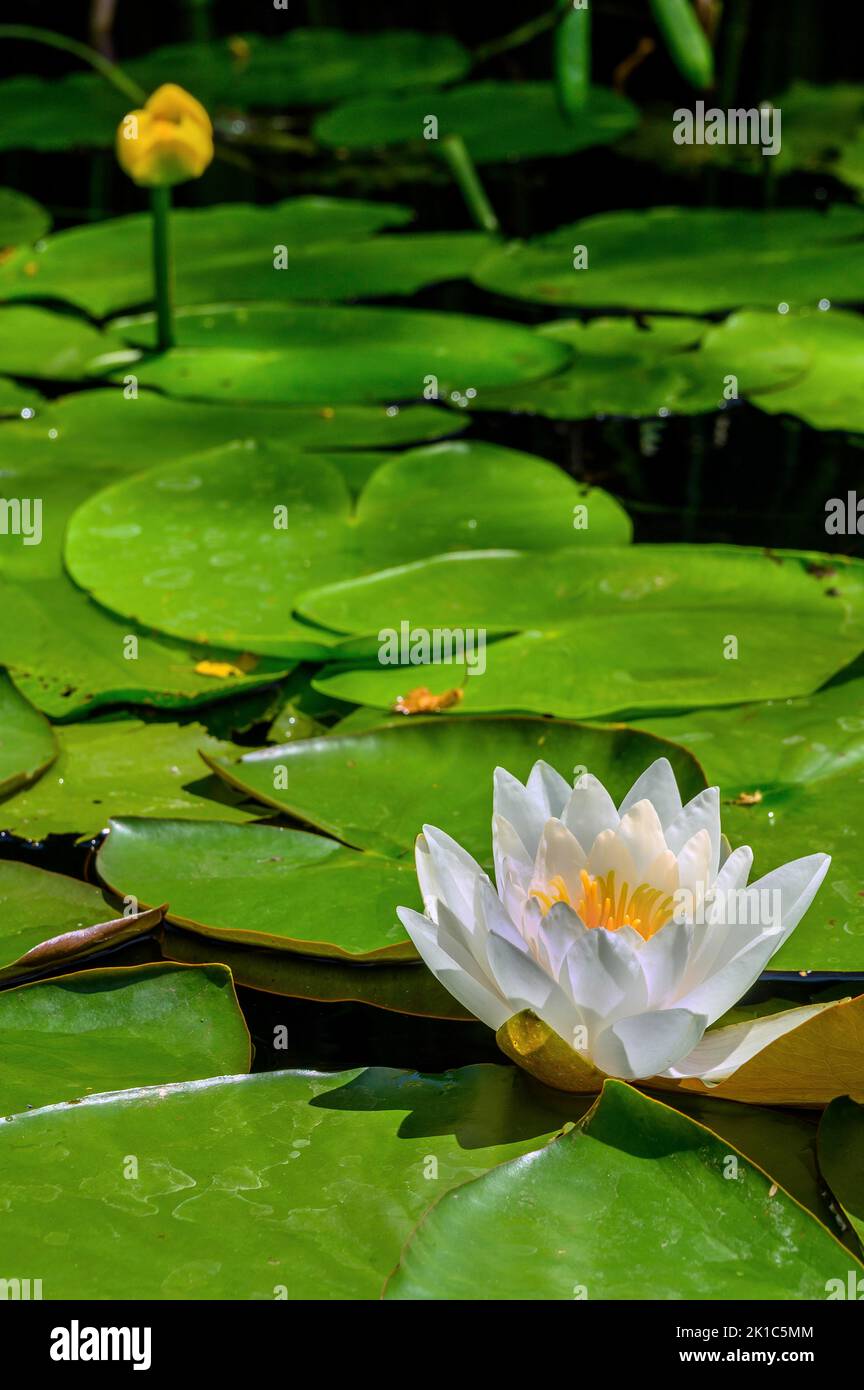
[116, 83, 214, 188]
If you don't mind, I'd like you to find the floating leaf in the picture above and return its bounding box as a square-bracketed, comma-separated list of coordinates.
[102, 302, 571, 405]
[470, 315, 809, 420]
[0, 305, 127, 381]
[97, 818, 419, 962]
[302, 547, 864, 720]
[733, 306, 864, 433]
[473, 206, 864, 311]
[0, 200, 494, 315]
[203, 717, 705, 861]
[632, 678, 864, 970]
[316, 82, 637, 163]
[65, 440, 626, 658]
[0, 962, 251, 1115]
[0, 861, 162, 985]
[385, 1080, 855, 1300]
[0, 720, 258, 840]
[0, 376, 43, 416]
[0, 671, 56, 795]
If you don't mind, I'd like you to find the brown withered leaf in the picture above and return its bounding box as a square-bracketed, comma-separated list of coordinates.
[392, 686, 464, 715]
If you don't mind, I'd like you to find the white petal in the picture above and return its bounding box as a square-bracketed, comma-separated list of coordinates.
[526, 760, 572, 819]
[533, 900, 585, 976]
[618, 756, 683, 827]
[559, 926, 648, 1028]
[485, 930, 580, 1044]
[417, 824, 487, 927]
[561, 774, 619, 855]
[664, 787, 721, 883]
[637, 920, 694, 1007]
[533, 818, 586, 898]
[614, 799, 668, 877]
[675, 827, 713, 898]
[492, 766, 546, 862]
[397, 906, 510, 1029]
[585, 827, 639, 885]
[662, 1001, 836, 1083]
[493, 812, 534, 888]
[592, 1007, 707, 1080]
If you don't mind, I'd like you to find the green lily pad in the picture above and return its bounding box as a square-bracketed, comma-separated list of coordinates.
[732, 306, 864, 432]
[97, 818, 419, 962]
[203, 716, 705, 861]
[301, 546, 864, 720]
[0, 861, 163, 985]
[0, 187, 50, 245]
[0, 305, 127, 382]
[818, 1097, 864, 1244]
[385, 1080, 856, 1300]
[0, 962, 251, 1116]
[0, 719, 258, 841]
[64, 439, 626, 658]
[102, 302, 571, 405]
[163, 926, 472, 1019]
[470, 315, 809, 420]
[0, 671, 56, 795]
[0, 201, 493, 316]
[316, 82, 637, 163]
[2, 387, 467, 456]
[473, 206, 864, 311]
[0, 1063, 590, 1299]
[0, 31, 470, 152]
[630, 676, 864, 972]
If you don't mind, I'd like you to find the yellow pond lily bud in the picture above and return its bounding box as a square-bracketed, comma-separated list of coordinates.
[116, 83, 214, 188]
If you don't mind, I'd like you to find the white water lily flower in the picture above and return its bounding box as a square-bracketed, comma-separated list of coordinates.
[397, 758, 830, 1088]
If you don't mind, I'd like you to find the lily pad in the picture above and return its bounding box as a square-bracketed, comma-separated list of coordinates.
[470, 315, 810, 420]
[316, 82, 637, 163]
[0, 861, 163, 985]
[0, 962, 251, 1116]
[97, 818, 419, 962]
[301, 546, 864, 720]
[631, 677, 864, 971]
[818, 1097, 864, 1244]
[0, 31, 470, 152]
[0, 201, 494, 316]
[733, 306, 864, 433]
[0, 719, 259, 841]
[0, 671, 56, 795]
[202, 716, 705, 861]
[64, 439, 626, 658]
[103, 302, 572, 405]
[0, 377, 43, 416]
[473, 206, 864, 311]
[385, 1080, 856, 1300]
[0, 187, 50, 246]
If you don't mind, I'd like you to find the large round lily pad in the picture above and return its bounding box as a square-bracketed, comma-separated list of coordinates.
[0, 720, 258, 841]
[736, 306, 864, 433]
[0, 200, 493, 316]
[385, 1080, 855, 1300]
[102, 302, 572, 405]
[0, 305, 126, 382]
[64, 439, 627, 658]
[0, 962, 251, 1116]
[631, 676, 864, 972]
[0, 671, 56, 795]
[97, 818, 419, 962]
[301, 546, 864, 720]
[316, 82, 637, 163]
[473, 206, 864, 311]
[202, 716, 705, 862]
[0, 861, 162, 985]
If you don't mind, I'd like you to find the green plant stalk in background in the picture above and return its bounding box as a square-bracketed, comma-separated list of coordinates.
[441, 134, 500, 234]
[150, 186, 175, 352]
[555, 0, 591, 118]
[0, 23, 145, 103]
[649, 0, 714, 89]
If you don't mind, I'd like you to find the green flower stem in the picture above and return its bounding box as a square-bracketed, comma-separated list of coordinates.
[440, 135, 500, 235]
[0, 24, 145, 103]
[150, 186, 175, 353]
[474, 10, 558, 63]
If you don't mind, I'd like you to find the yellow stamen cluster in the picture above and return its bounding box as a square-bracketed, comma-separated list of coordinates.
[532, 870, 673, 941]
